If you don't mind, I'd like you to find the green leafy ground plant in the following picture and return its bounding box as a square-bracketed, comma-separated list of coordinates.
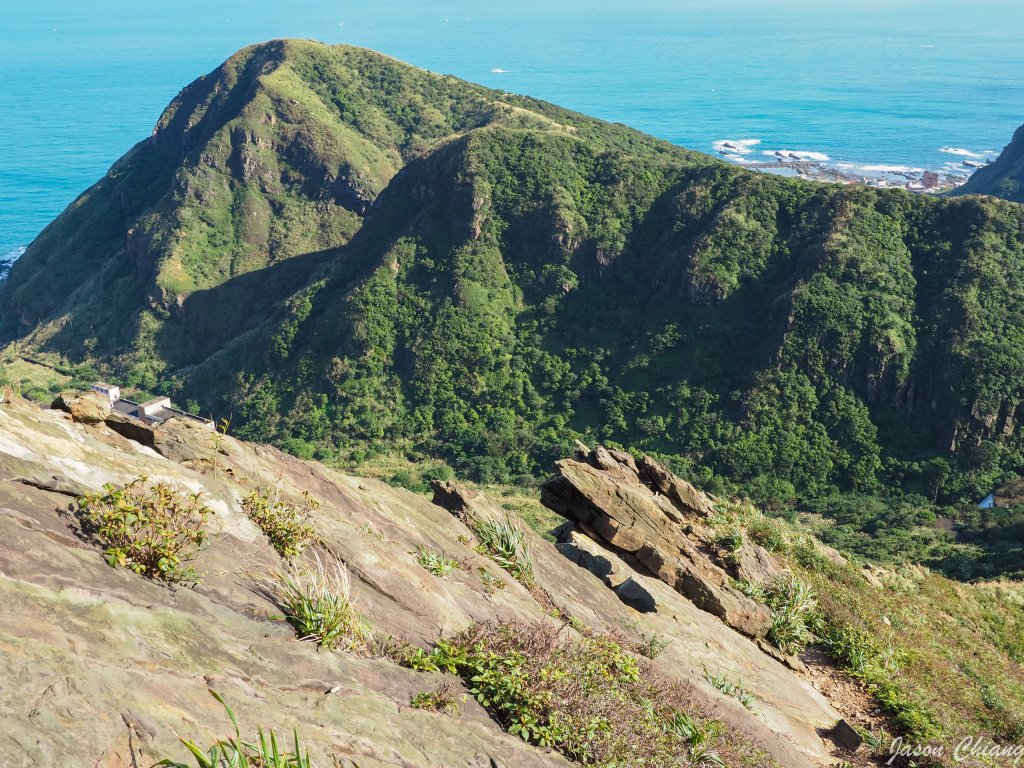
[76, 478, 210, 583]
[398, 621, 768, 767]
[241, 485, 317, 559]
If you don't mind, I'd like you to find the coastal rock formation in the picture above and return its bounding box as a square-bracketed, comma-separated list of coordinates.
[541, 445, 772, 638]
[0, 394, 842, 767]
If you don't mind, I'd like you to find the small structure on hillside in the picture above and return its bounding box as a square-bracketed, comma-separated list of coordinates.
[978, 478, 1024, 509]
[95, 382, 213, 428]
[90, 382, 121, 404]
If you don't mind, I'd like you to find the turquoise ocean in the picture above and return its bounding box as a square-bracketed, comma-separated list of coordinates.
[2, 0, 1023, 271]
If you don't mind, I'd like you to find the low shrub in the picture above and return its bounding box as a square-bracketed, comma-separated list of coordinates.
[746, 517, 788, 553]
[252, 551, 370, 652]
[156, 689, 311, 767]
[397, 621, 734, 767]
[76, 478, 211, 583]
[241, 486, 317, 560]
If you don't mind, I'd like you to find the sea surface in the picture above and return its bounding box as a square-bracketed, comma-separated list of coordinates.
[2, 0, 1023, 269]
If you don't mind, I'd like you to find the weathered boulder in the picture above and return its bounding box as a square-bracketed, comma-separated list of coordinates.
[554, 523, 656, 613]
[637, 455, 716, 518]
[542, 448, 772, 638]
[51, 390, 110, 424]
[732, 542, 783, 584]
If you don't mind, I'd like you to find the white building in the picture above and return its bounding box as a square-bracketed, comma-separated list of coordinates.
[90, 382, 121, 403]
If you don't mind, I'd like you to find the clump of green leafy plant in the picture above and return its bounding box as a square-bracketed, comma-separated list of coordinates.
[410, 680, 464, 714]
[703, 667, 755, 710]
[76, 478, 211, 583]
[416, 547, 460, 578]
[242, 485, 318, 559]
[763, 571, 819, 655]
[395, 621, 743, 767]
[469, 515, 534, 587]
[252, 551, 370, 652]
[156, 689, 311, 767]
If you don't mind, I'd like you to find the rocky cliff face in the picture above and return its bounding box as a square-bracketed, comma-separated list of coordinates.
[0, 392, 851, 767]
[956, 122, 1024, 203]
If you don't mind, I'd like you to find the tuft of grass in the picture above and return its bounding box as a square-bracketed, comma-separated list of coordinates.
[662, 710, 726, 767]
[703, 667, 755, 710]
[469, 515, 534, 587]
[76, 478, 211, 583]
[156, 689, 312, 767]
[252, 551, 370, 652]
[762, 571, 819, 655]
[242, 485, 318, 560]
[746, 516, 788, 553]
[416, 547, 460, 578]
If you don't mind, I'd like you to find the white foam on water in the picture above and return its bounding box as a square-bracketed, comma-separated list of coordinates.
[491, 67, 510, 73]
[712, 138, 760, 155]
[858, 165, 924, 173]
[940, 147, 984, 158]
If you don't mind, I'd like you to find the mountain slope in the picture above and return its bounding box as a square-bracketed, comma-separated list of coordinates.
[957, 122, 1024, 202]
[5, 41, 1024, 515]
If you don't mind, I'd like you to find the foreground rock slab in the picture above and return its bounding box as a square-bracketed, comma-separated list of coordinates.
[0, 397, 840, 767]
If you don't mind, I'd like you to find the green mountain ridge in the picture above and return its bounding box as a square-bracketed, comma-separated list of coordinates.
[956, 122, 1024, 202]
[4, 40, 1024, 541]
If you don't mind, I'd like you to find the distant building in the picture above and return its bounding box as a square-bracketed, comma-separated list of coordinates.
[922, 171, 940, 189]
[95, 381, 213, 429]
[90, 382, 121, 403]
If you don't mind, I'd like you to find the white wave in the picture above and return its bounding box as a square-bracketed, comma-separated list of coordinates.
[762, 149, 831, 162]
[858, 164, 924, 173]
[712, 138, 760, 155]
[940, 147, 984, 158]
[490, 67, 510, 73]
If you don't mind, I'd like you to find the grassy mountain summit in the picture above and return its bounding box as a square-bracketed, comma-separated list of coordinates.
[4, 41, 1024, 551]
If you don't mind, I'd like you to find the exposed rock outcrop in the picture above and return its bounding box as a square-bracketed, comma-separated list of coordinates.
[542, 445, 772, 638]
[0, 398, 842, 767]
[51, 389, 110, 424]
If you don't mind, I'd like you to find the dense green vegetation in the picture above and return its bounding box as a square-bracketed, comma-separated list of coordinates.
[4, 41, 1024, 577]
